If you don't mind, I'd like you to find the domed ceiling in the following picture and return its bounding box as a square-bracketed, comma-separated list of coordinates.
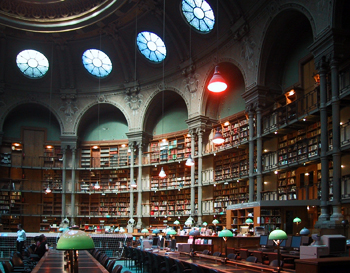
[0, 0, 137, 34]
[0, 0, 251, 93]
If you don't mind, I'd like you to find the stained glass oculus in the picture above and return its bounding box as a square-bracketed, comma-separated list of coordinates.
[16, 49, 49, 78]
[137, 31, 166, 63]
[82, 49, 112, 78]
[181, 0, 215, 33]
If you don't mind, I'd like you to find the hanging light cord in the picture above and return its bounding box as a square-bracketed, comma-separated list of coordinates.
[49, 44, 53, 130]
[216, 0, 219, 63]
[162, 0, 165, 138]
[134, 8, 138, 81]
[98, 30, 102, 142]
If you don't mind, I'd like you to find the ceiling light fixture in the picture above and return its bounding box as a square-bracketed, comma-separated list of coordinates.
[207, 0, 227, 93]
[159, 0, 167, 179]
[212, 127, 224, 145]
[185, 155, 195, 166]
[131, 179, 137, 188]
[159, 167, 166, 178]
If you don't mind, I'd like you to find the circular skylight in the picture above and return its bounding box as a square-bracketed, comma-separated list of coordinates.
[137, 31, 166, 63]
[16, 49, 49, 78]
[82, 49, 112, 78]
[181, 0, 215, 33]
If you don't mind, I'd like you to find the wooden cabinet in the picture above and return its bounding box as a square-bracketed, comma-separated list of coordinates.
[227, 205, 282, 234]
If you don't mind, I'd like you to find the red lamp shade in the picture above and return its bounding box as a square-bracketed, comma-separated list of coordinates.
[207, 66, 227, 92]
[212, 128, 224, 145]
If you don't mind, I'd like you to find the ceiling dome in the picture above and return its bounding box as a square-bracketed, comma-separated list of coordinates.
[0, 0, 132, 33]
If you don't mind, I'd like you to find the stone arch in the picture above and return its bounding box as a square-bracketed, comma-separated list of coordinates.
[201, 58, 247, 120]
[257, 4, 316, 89]
[73, 99, 131, 137]
[0, 100, 64, 135]
[141, 86, 189, 135]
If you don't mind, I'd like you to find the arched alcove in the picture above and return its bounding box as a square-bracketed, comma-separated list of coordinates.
[144, 90, 188, 136]
[3, 103, 61, 141]
[259, 10, 313, 92]
[204, 62, 246, 120]
[78, 103, 128, 141]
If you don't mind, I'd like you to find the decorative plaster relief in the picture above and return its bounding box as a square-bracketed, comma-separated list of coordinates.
[59, 95, 78, 123]
[124, 92, 143, 111]
[182, 65, 199, 93]
[240, 36, 256, 70]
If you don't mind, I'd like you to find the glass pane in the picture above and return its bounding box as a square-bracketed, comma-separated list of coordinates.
[16, 49, 49, 79]
[137, 31, 166, 63]
[181, 0, 215, 33]
[82, 49, 113, 78]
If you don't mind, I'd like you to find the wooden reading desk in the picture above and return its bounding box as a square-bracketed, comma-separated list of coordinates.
[31, 249, 109, 273]
[153, 249, 295, 273]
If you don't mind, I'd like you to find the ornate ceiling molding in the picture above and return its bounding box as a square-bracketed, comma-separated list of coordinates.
[0, 0, 129, 33]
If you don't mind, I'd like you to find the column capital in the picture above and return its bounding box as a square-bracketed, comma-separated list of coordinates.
[196, 128, 205, 136]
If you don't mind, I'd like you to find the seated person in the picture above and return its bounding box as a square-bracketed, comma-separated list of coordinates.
[35, 234, 48, 258]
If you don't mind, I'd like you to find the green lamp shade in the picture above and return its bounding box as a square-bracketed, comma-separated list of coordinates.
[245, 218, 254, 224]
[141, 228, 149, 233]
[202, 222, 208, 226]
[153, 228, 160, 234]
[300, 227, 310, 235]
[218, 229, 233, 238]
[57, 230, 94, 250]
[268, 229, 288, 240]
[293, 217, 301, 223]
[212, 219, 219, 225]
[167, 229, 177, 235]
[174, 220, 180, 225]
[185, 220, 193, 226]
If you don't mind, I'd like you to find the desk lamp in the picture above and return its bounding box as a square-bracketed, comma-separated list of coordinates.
[185, 216, 194, 228]
[218, 228, 233, 259]
[293, 217, 301, 235]
[57, 230, 95, 273]
[167, 228, 177, 241]
[212, 219, 219, 234]
[153, 228, 160, 236]
[300, 227, 310, 235]
[269, 228, 288, 273]
[245, 218, 253, 232]
[174, 220, 180, 230]
[141, 228, 149, 237]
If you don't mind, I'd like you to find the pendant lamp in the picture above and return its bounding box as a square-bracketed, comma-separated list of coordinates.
[212, 128, 224, 145]
[45, 186, 51, 193]
[131, 179, 137, 188]
[185, 155, 195, 166]
[94, 181, 100, 189]
[159, 167, 166, 178]
[208, 65, 227, 92]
